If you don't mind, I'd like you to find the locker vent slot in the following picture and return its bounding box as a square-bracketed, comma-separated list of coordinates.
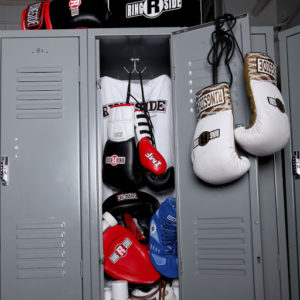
[188, 58, 239, 99]
[16, 67, 63, 119]
[195, 217, 247, 276]
[16, 221, 66, 279]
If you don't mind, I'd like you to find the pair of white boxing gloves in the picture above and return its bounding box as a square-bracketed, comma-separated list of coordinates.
[191, 52, 290, 185]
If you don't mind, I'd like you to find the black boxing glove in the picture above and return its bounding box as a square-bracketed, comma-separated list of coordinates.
[102, 104, 143, 190]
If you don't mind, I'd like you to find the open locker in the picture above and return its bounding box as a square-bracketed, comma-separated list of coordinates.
[87, 14, 271, 300]
[95, 30, 178, 299]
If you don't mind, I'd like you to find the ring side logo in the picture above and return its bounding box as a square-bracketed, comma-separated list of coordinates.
[256, 58, 276, 81]
[193, 129, 220, 148]
[109, 238, 132, 264]
[69, 0, 81, 17]
[105, 155, 126, 166]
[126, 0, 182, 19]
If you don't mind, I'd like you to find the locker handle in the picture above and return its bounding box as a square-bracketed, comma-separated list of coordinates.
[292, 151, 300, 178]
[1, 156, 8, 186]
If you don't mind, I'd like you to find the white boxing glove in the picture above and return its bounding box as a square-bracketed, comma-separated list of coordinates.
[234, 52, 290, 156]
[191, 83, 250, 185]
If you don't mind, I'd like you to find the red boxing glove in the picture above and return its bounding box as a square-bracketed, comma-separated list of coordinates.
[135, 109, 167, 175]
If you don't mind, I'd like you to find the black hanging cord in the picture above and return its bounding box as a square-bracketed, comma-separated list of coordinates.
[126, 70, 132, 104]
[125, 70, 156, 146]
[207, 14, 243, 87]
[138, 71, 156, 146]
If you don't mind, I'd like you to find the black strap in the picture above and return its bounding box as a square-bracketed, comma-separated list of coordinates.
[207, 14, 243, 87]
[126, 71, 132, 104]
[125, 70, 156, 146]
[138, 71, 156, 146]
[138, 71, 146, 104]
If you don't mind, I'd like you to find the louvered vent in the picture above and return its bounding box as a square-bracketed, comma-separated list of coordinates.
[195, 217, 247, 276]
[16, 221, 66, 279]
[188, 58, 239, 97]
[16, 67, 63, 119]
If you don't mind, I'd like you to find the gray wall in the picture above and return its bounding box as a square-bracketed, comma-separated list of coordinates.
[222, 0, 300, 30]
[277, 0, 300, 29]
[0, 5, 26, 30]
[223, 0, 278, 26]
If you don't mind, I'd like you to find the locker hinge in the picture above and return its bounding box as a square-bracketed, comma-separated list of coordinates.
[172, 65, 176, 81]
[292, 151, 300, 178]
[80, 260, 83, 278]
[78, 67, 81, 83]
[99, 256, 105, 265]
[1, 156, 8, 186]
[96, 78, 101, 90]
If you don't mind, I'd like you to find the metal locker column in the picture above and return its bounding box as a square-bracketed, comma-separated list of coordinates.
[0, 35, 84, 300]
[279, 24, 300, 300]
[251, 26, 289, 300]
[171, 15, 263, 300]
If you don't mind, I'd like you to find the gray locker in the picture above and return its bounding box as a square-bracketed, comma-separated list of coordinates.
[250, 27, 289, 300]
[279, 25, 300, 300]
[0, 31, 91, 300]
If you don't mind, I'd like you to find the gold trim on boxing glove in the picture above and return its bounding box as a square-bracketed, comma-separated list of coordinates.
[244, 52, 278, 128]
[193, 129, 220, 148]
[245, 52, 277, 85]
[195, 83, 232, 120]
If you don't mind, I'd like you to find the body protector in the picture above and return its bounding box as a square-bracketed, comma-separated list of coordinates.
[103, 225, 161, 284]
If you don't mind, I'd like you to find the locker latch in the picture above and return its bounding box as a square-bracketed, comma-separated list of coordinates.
[1, 156, 8, 186]
[292, 151, 300, 178]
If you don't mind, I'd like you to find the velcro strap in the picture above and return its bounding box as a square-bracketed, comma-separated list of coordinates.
[21, 2, 49, 30]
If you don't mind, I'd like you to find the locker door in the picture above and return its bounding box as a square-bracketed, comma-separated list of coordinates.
[279, 25, 300, 300]
[171, 15, 262, 300]
[0, 37, 82, 300]
[251, 27, 289, 300]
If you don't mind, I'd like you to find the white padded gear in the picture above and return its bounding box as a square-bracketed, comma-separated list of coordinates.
[107, 104, 135, 142]
[234, 52, 290, 156]
[191, 83, 250, 185]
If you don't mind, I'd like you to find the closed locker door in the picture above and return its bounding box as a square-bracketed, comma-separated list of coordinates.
[279, 25, 300, 300]
[0, 37, 82, 300]
[251, 27, 289, 300]
[171, 15, 263, 299]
